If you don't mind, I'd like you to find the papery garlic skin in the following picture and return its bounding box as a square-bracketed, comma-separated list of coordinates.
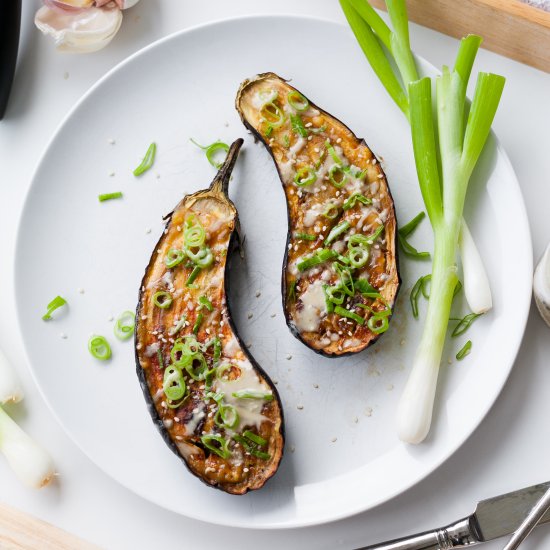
[35, 4, 122, 53]
[534, 243, 550, 327]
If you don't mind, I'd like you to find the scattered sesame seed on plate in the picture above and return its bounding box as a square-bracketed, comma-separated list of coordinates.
[108, 138, 115, 145]
[286, 354, 292, 360]
[60, 332, 67, 339]
[255, 290, 261, 297]
[270, 313, 276, 318]
[247, 312, 253, 319]
[109, 171, 115, 177]
[297, 404, 304, 410]
[331, 437, 337, 442]
[107, 315, 114, 322]
[78, 287, 85, 294]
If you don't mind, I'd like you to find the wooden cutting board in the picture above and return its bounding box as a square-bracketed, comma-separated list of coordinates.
[370, 0, 550, 72]
[0, 503, 101, 550]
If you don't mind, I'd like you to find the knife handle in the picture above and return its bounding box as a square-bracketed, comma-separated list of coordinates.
[356, 517, 481, 550]
[0, 0, 21, 120]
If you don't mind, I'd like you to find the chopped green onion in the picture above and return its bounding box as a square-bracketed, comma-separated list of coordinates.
[190, 139, 230, 169]
[98, 192, 123, 202]
[282, 134, 290, 148]
[325, 140, 343, 165]
[333, 262, 355, 296]
[41, 295, 67, 321]
[184, 352, 207, 381]
[348, 244, 370, 268]
[165, 249, 186, 268]
[185, 246, 213, 268]
[288, 91, 309, 112]
[354, 278, 380, 297]
[198, 295, 213, 312]
[260, 102, 285, 128]
[325, 221, 351, 245]
[294, 166, 317, 187]
[200, 434, 231, 460]
[290, 114, 308, 138]
[297, 249, 337, 271]
[323, 203, 339, 219]
[368, 314, 390, 334]
[157, 349, 164, 370]
[343, 193, 372, 210]
[451, 312, 482, 337]
[193, 313, 203, 334]
[215, 403, 239, 429]
[323, 284, 335, 313]
[186, 266, 201, 286]
[334, 305, 365, 325]
[88, 335, 111, 361]
[133, 142, 156, 176]
[288, 280, 297, 302]
[398, 212, 430, 259]
[184, 221, 206, 248]
[311, 124, 327, 135]
[113, 310, 135, 341]
[328, 165, 348, 188]
[153, 291, 172, 309]
[294, 232, 316, 241]
[233, 434, 271, 460]
[168, 315, 187, 337]
[325, 284, 346, 306]
[163, 365, 187, 401]
[456, 340, 472, 360]
[410, 274, 429, 319]
[243, 430, 267, 446]
[232, 390, 273, 401]
[203, 337, 222, 365]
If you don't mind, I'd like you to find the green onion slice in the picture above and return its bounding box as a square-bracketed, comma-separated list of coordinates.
[190, 139, 229, 168]
[343, 193, 372, 211]
[232, 390, 273, 401]
[294, 232, 316, 241]
[334, 305, 365, 325]
[456, 340, 472, 360]
[328, 165, 348, 188]
[184, 220, 206, 248]
[297, 249, 337, 271]
[193, 313, 203, 335]
[325, 139, 344, 165]
[290, 114, 308, 137]
[88, 335, 111, 361]
[133, 142, 157, 176]
[410, 275, 429, 319]
[165, 249, 186, 268]
[243, 430, 267, 446]
[348, 245, 370, 268]
[333, 262, 355, 296]
[215, 403, 239, 429]
[200, 434, 232, 460]
[325, 221, 351, 245]
[288, 280, 297, 302]
[186, 266, 201, 286]
[368, 314, 390, 334]
[260, 102, 285, 129]
[233, 434, 271, 460]
[153, 291, 172, 309]
[185, 352, 208, 381]
[287, 91, 309, 111]
[398, 212, 430, 259]
[168, 314, 187, 336]
[451, 312, 482, 337]
[399, 211, 426, 237]
[294, 166, 317, 187]
[41, 295, 67, 321]
[163, 365, 187, 401]
[323, 203, 339, 219]
[354, 278, 381, 298]
[98, 192, 123, 202]
[114, 310, 135, 341]
[198, 295, 214, 312]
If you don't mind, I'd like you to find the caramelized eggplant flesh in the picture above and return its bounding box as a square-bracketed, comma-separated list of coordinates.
[135, 139, 284, 494]
[236, 73, 400, 357]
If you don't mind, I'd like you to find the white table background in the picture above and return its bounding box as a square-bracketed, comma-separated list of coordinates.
[1, 2, 549, 549]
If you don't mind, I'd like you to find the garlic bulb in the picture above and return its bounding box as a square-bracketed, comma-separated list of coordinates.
[534, 242, 550, 327]
[35, 4, 123, 53]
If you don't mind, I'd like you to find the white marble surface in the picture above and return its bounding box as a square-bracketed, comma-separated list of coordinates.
[1, 1, 549, 549]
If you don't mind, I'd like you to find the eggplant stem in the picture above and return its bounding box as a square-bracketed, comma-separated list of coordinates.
[210, 138, 244, 196]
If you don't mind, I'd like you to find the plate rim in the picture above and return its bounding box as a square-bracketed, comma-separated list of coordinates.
[14, 13, 533, 530]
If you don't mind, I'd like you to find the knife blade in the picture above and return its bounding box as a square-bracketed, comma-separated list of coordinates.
[357, 481, 550, 550]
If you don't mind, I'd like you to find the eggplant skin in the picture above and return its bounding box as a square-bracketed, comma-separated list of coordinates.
[135, 140, 284, 494]
[236, 73, 400, 358]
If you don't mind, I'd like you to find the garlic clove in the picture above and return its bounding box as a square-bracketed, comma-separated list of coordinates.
[46, 0, 95, 8]
[96, 0, 141, 9]
[35, 4, 122, 53]
[534, 242, 550, 327]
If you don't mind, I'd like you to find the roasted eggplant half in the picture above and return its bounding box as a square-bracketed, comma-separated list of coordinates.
[135, 139, 284, 494]
[236, 73, 400, 357]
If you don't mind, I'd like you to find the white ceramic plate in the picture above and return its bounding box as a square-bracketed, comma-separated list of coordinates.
[15, 16, 532, 529]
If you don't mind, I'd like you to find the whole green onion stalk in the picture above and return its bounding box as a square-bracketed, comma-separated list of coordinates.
[340, 0, 504, 443]
[0, 348, 55, 487]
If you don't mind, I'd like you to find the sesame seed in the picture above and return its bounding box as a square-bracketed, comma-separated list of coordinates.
[255, 290, 261, 298]
[78, 287, 85, 294]
[107, 315, 114, 322]
[270, 313, 276, 318]
[108, 138, 115, 145]
[377, 173, 383, 179]
[313, 383, 319, 389]
[297, 404, 304, 410]
[109, 171, 115, 177]
[60, 332, 68, 339]
[305, 122, 313, 128]
[386, 384, 394, 391]
[243, 467, 249, 473]
[286, 354, 292, 360]
[290, 446, 296, 453]
[331, 437, 337, 442]
[246, 342, 252, 348]
[136, 343, 142, 350]
[353, 417, 359, 423]
[145, 227, 152, 234]
[247, 312, 253, 319]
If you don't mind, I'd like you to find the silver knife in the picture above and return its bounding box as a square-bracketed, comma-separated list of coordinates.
[357, 481, 550, 550]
